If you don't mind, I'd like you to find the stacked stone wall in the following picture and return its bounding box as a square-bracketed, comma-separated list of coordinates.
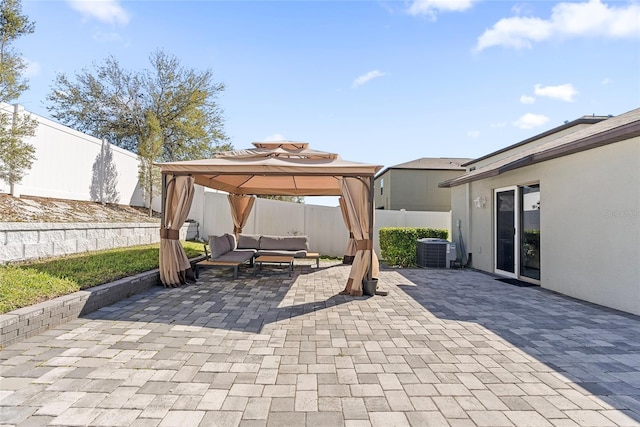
[0, 222, 188, 263]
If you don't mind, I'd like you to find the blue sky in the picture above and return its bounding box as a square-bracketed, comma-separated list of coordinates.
[16, 0, 640, 175]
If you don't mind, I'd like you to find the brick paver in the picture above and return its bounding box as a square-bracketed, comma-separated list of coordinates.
[2, 261, 640, 426]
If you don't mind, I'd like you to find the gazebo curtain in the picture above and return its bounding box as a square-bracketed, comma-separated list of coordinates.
[159, 175, 195, 287]
[338, 196, 356, 265]
[339, 177, 379, 296]
[228, 194, 255, 236]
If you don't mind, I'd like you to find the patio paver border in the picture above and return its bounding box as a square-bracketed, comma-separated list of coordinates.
[0, 255, 206, 348]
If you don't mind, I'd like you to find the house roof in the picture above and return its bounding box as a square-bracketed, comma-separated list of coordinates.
[375, 157, 471, 179]
[462, 115, 611, 167]
[156, 141, 382, 196]
[440, 107, 640, 188]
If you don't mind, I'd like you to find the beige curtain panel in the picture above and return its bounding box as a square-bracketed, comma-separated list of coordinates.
[339, 177, 379, 296]
[159, 175, 195, 287]
[338, 196, 357, 265]
[228, 194, 255, 236]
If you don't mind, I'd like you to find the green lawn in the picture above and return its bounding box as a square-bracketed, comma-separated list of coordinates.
[0, 241, 205, 314]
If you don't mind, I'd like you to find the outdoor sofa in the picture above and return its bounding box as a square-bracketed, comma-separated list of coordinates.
[196, 233, 318, 278]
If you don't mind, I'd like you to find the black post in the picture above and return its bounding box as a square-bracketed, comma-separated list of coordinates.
[160, 173, 168, 229]
[367, 175, 374, 282]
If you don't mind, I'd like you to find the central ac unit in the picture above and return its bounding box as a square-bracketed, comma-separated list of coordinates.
[416, 238, 456, 268]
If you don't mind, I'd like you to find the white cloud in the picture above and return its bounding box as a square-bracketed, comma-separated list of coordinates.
[263, 133, 285, 142]
[67, 0, 130, 25]
[601, 77, 612, 85]
[514, 113, 550, 129]
[520, 95, 536, 104]
[23, 58, 41, 78]
[352, 70, 385, 88]
[467, 130, 480, 138]
[408, 0, 479, 18]
[534, 83, 578, 102]
[476, 0, 640, 51]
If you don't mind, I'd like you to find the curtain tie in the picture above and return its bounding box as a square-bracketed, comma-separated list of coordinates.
[355, 239, 373, 251]
[160, 228, 180, 240]
[349, 232, 354, 238]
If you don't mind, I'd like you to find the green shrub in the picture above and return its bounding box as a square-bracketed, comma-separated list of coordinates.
[379, 227, 449, 267]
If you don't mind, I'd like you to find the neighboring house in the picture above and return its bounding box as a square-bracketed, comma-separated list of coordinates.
[374, 158, 471, 211]
[440, 108, 640, 316]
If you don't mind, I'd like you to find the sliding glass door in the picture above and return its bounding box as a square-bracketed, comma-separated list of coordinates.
[495, 186, 518, 278]
[494, 184, 541, 282]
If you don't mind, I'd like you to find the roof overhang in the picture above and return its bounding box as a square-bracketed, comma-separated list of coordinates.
[441, 110, 640, 188]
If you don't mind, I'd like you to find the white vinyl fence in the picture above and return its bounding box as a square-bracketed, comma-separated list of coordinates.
[0, 103, 150, 208]
[198, 191, 451, 258]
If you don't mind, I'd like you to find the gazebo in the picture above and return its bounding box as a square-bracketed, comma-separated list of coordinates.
[156, 142, 383, 296]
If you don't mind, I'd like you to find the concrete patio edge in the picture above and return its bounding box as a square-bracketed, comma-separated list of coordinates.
[0, 255, 206, 349]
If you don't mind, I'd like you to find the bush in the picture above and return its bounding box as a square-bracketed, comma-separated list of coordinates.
[379, 227, 448, 267]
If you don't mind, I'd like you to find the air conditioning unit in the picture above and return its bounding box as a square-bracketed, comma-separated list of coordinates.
[416, 238, 457, 268]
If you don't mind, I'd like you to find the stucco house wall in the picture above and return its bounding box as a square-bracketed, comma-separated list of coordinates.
[451, 136, 639, 315]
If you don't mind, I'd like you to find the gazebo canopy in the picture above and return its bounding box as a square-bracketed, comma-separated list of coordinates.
[156, 142, 382, 195]
[156, 141, 383, 296]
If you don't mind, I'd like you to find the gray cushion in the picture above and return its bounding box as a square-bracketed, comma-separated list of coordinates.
[234, 248, 257, 256]
[260, 235, 309, 251]
[237, 234, 261, 250]
[209, 235, 231, 258]
[256, 249, 307, 258]
[225, 233, 237, 250]
[215, 250, 254, 263]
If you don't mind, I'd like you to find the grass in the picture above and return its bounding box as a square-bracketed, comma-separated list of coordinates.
[0, 241, 205, 314]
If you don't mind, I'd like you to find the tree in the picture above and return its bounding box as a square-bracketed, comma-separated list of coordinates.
[0, 0, 37, 195]
[46, 50, 231, 162]
[137, 110, 162, 216]
[259, 195, 305, 203]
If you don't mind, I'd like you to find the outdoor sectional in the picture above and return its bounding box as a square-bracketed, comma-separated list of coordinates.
[197, 233, 318, 278]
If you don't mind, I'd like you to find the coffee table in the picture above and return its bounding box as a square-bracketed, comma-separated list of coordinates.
[253, 255, 294, 277]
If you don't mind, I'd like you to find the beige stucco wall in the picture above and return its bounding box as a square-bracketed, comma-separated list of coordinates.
[376, 169, 463, 211]
[451, 137, 640, 315]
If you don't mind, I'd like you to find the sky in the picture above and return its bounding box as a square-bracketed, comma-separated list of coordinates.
[14, 0, 640, 204]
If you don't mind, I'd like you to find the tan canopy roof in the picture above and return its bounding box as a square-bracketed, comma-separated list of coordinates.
[157, 142, 383, 196]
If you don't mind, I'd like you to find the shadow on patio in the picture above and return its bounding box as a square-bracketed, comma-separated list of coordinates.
[85, 261, 359, 335]
[392, 267, 640, 422]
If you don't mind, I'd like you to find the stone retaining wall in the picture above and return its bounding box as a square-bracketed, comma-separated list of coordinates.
[0, 222, 189, 263]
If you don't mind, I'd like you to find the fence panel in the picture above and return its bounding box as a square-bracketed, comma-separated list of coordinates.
[199, 191, 451, 257]
[0, 104, 147, 207]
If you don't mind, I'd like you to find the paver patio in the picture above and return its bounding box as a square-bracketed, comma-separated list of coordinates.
[1, 261, 639, 426]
